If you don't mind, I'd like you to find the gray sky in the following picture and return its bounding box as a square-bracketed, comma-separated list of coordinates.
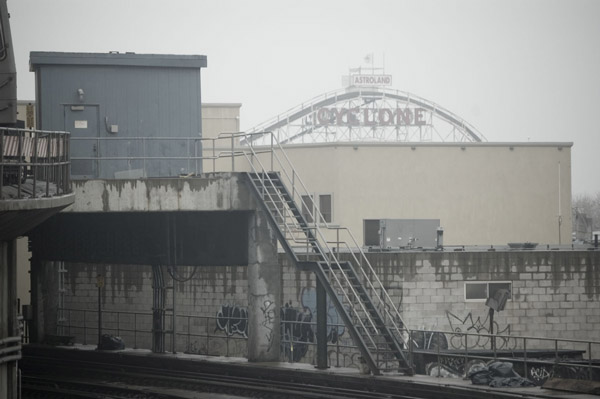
[8, 0, 600, 196]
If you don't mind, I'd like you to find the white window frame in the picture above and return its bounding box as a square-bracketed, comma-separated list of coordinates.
[317, 192, 333, 225]
[464, 281, 512, 302]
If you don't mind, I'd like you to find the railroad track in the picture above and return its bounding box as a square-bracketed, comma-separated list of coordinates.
[20, 348, 554, 399]
[21, 354, 422, 399]
[22, 375, 180, 399]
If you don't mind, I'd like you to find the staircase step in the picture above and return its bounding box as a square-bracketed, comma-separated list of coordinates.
[247, 171, 412, 376]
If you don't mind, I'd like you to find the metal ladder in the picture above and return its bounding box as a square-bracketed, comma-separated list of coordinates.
[238, 134, 412, 375]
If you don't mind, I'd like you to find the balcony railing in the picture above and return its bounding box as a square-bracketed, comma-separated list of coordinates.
[70, 136, 201, 179]
[0, 127, 71, 199]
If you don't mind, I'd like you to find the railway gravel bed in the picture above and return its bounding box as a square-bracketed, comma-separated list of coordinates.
[20, 345, 590, 399]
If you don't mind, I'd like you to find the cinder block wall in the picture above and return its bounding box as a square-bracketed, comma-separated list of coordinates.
[356, 251, 600, 353]
[61, 251, 600, 361]
[61, 263, 248, 355]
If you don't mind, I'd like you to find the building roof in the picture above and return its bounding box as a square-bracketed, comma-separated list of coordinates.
[30, 51, 207, 71]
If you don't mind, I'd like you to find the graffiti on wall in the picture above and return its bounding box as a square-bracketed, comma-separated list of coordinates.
[300, 287, 345, 342]
[214, 286, 350, 362]
[529, 365, 552, 384]
[446, 311, 516, 350]
[215, 304, 248, 338]
[412, 330, 449, 350]
[261, 300, 276, 352]
[528, 364, 595, 385]
[281, 302, 314, 362]
[279, 287, 350, 362]
[327, 349, 365, 370]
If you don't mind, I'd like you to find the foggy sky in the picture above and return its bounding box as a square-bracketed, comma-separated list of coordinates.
[8, 0, 600, 196]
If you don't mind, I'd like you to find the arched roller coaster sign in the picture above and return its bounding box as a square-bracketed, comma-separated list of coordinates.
[245, 79, 486, 144]
[312, 107, 427, 127]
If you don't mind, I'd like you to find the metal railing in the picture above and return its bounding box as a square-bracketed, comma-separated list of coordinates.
[56, 307, 600, 384]
[0, 127, 71, 199]
[70, 136, 202, 178]
[201, 132, 410, 357]
[0, 336, 22, 365]
[408, 328, 600, 383]
[58, 308, 247, 356]
[57, 307, 360, 367]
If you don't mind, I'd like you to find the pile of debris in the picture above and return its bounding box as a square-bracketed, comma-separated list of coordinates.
[467, 361, 535, 388]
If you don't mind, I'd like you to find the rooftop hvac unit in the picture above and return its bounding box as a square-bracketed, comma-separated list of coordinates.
[364, 219, 441, 250]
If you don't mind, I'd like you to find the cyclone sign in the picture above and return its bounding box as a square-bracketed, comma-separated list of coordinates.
[310, 107, 428, 127]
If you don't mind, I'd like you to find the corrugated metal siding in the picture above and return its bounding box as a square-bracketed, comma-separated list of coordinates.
[34, 58, 203, 178]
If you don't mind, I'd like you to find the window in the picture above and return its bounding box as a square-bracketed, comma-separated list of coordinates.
[301, 193, 333, 224]
[464, 281, 512, 302]
[301, 195, 314, 223]
[319, 194, 332, 223]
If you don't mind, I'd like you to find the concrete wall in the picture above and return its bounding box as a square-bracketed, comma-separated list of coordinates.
[29, 173, 282, 361]
[58, 250, 599, 365]
[66, 174, 253, 213]
[205, 141, 573, 246]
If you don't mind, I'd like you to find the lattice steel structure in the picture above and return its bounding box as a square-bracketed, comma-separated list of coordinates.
[243, 87, 486, 145]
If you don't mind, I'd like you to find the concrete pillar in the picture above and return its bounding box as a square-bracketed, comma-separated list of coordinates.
[315, 276, 328, 369]
[30, 256, 59, 343]
[247, 210, 280, 362]
[1, 240, 18, 399]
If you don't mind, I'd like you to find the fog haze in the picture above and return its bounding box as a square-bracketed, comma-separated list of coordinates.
[8, 0, 600, 195]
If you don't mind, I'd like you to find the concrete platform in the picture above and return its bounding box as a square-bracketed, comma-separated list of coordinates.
[24, 344, 599, 399]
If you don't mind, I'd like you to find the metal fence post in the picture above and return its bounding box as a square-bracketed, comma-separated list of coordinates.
[270, 133, 274, 171]
[437, 337, 441, 378]
[464, 332, 468, 375]
[231, 135, 235, 172]
[493, 332, 497, 360]
[554, 339, 559, 375]
[408, 330, 413, 372]
[83, 310, 87, 345]
[589, 342, 592, 380]
[211, 139, 216, 172]
[226, 318, 230, 357]
[187, 316, 191, 353]
[134, 313, 137, 349]
[336, 332, 340, 368]
[523, 338, 528, 380]
[45, 134, 50, 196]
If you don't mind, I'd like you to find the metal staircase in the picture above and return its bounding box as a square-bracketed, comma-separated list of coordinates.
[234, 133, 412, 375]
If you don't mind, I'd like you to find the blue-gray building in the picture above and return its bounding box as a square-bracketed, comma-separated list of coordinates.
[30, 52, 207, 179]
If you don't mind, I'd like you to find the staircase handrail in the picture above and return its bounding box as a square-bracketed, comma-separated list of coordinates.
[239, 149, 381, 347]
[324, 227, 408, 337]
[239, 131, 409, 341]
[203, 131, 410, 352]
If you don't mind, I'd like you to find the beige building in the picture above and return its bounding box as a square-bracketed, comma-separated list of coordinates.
[266, 142, 571, 246]
[204, 140, 572, 247]
[199, 87, 573, 247]
[202, 103, 241, 139]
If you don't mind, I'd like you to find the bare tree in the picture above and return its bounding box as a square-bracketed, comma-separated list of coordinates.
[572, 192, 600, 241]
